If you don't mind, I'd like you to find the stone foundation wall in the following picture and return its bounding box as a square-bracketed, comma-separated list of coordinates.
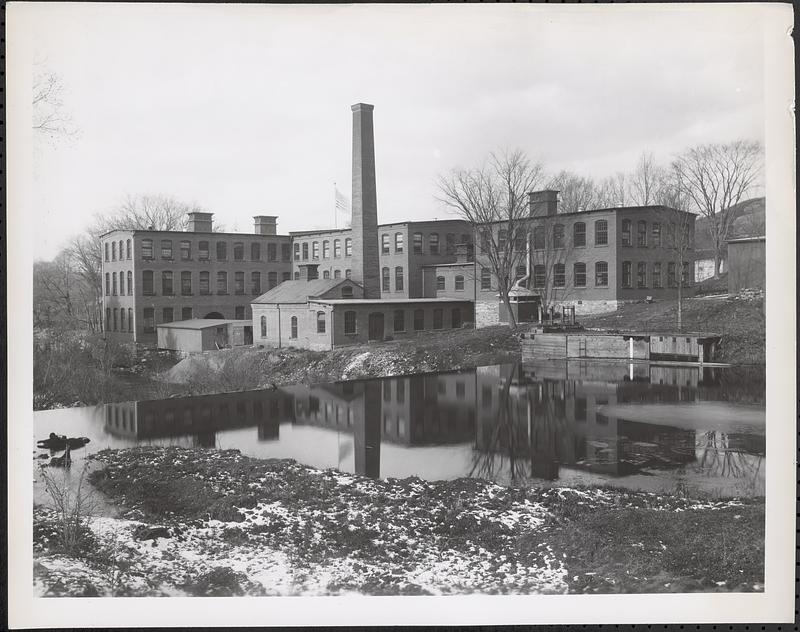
[475, 300, 499, 328]
[556, 299, 619, 316]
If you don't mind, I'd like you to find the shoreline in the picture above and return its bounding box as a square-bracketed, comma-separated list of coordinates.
[34, 447, 765, 597]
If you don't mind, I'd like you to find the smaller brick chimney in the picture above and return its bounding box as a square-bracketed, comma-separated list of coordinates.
[187, 212, 213, 233]
[528, 190, 559, 217]
[298, 263, 319, 281]
[253, 216, 277, 235]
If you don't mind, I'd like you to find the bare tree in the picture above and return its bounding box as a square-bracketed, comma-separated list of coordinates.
[658, 167, 697, 331]
[546, 171, 600, 213]
[672, 141, 762, 278]
[629, 152, 665, 206]
[596, 172, 628, 208]
[33, 66, 79, 142]
[437, 149, 544, 329]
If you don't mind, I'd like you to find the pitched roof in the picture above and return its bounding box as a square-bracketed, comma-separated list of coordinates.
[251, 278, 356, 304]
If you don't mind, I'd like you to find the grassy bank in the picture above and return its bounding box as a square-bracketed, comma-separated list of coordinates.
[33, 447, 764, 597]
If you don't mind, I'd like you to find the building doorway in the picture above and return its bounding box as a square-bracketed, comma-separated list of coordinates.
[243, 326, 253, 345]
[204, 312, 224, 319]
[368, 312, 384, 341]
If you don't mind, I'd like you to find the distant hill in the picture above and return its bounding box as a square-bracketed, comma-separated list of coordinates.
[694, 197, 765, 257]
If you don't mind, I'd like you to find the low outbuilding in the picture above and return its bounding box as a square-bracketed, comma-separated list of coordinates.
[156, 319, 254, 355]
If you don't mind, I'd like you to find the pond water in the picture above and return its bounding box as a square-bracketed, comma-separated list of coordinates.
[34, 361, 766, 500]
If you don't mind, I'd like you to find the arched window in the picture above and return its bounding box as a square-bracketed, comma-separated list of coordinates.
[161, 240, 173, 259]
[533, 265, 546, 288]
[381, 234, 390, 255]
[126, 239, 131, 259]
[105, 273, 110, 296]
[119, 240, 124, 260]
[395, 267, 404, 291]
[316, 312, 326, 334]
[553, 263, 566, 287]
[413, 232, 423, 254]
[267, 271, 277, 289]
[251, 242, 261, 261]
[322, 240, 330, 259]
[290, 316, 298, 339]
[573, 222, 586, 247]
[111, 241, 117, 261]
[302, 243, 309, 260]
[312, 241, 319, 259]
[112, 272, 118, 295]
[199, 271, 210, 295]
[334, 239, 341, 258]
[181, 271, 192, 295]
[141, 239, 153, 259]
[436, 276, 445, 291]
[637, 220, 648, 247]
[260, 315, 267, 337]
[394, 233, 404, 253]
[345, 269, 351, 279]
[198, 241, 209, 260]
[162, 271, 173, 295]
[446, 233, 456, 254]
[621, 261, 632, 287]
[251, 271, 261, 294]
[533, 227, 545, 250]
[621, 219, 632, 246]
[294, 272, 300, 280]
[120, 309, 125, 332]
[345, 239, 352, 257]
[216, 241, 227, 260]
[334, 269, 341, 279]
[104, 242, 109, 262]
[393, 309, 405, 332]
[552, 224, 565, 249]
[323, 270, 330, 279]
[574, 262, 587, 287]
[595, 261, 609, 286]
[480, 267, 491, 290]
[595, 220, 608, 246]
[128, 308, 133, 332]
[142, 270, 154, 295]
[341, 285, 354, 298]
[651, 222, 661, 247]
[127, 271, 133, 295]
[413, 309, 425, 331]
[180, 240, 191, 260]
[233, 242, 244, 261]
[382, 267, 390, 292]
[455, 275, 465, 291]
[294, 243, 301, 260]
[429, 233, 440, 255]
[217, 271, 227, 294]
[451, 308, 462, 329]
[344, 311, 357, 335]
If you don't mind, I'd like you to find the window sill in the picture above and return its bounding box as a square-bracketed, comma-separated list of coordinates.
[217, 292, 229, 296]
[181, 292, 193, 296]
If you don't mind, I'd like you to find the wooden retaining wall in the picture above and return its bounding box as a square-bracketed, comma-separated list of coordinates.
[522, 332, 649, 361]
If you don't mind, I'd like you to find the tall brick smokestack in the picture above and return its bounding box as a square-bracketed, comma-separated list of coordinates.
[350, 103, 380, 299]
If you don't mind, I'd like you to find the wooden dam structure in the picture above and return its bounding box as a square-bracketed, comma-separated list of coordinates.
[521, 327, 722, 363]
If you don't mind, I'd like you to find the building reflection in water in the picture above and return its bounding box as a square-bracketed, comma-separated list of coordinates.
[102, 361, 764, 485]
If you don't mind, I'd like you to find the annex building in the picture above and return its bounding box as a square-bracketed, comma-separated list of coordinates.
[251, 103, 476, 351]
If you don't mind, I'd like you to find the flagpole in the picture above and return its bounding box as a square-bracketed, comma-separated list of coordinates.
[334, 182, 338, 229]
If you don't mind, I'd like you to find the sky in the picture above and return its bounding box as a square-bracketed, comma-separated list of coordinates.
[17, 3, 768, 261]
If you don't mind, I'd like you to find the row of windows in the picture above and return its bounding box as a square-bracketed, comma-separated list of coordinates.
[620, 261, 691, 289]
[295, 238, 352, 261]
[380, 267, 405, 292]
[133, 239, 291, 262]
[105, 239, 132, 262]
[292, 269, 352, 281]
[380, 232, 471, 256]
[123, 270, 290, 297]
[262, 308, 465, 340]
[109, 305, 252, 333]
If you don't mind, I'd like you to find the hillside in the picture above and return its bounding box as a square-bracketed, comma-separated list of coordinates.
[694, 197, 765, 256]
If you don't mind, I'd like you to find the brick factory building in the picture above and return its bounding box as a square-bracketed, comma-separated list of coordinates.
[100, 214, 292, 345]
[428, 190, 697, 327]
